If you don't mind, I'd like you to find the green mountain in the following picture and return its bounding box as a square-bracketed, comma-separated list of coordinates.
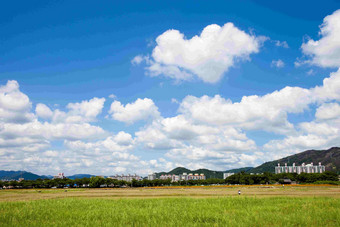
[225, 167, 253, 173]
[156, 167, 224, 179]
[156, 147, 340, 178]
[0, 170, 49, 180]
[249, 147, 340, 173]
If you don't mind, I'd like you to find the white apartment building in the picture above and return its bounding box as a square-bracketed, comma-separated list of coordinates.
[53, 173, 66, 179]
[223, 173, 234, 179]
[148, 173, 156, 180]
[159, 173, 206, 182]
[275, 162, 325, 174]
[109, 174, 141, 182]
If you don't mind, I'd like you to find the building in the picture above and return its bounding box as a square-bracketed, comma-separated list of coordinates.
[187, 173, 206, 180]
[275, 162, 325, 174]
[159, 173, 206, 182]
[109, 174, 141, 182]
[148, 173, 156, 180]
[223, 173, 234, 179]
[53, 173, 66, 179]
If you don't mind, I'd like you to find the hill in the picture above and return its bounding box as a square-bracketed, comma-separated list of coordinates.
[250, 147, 340, 173]
[225, 167, 253, 173]
[0, 170, 49, 180]
[156, 167, 224, 179]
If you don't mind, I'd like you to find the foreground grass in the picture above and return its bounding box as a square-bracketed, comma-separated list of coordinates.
[0, 197, 339, 226]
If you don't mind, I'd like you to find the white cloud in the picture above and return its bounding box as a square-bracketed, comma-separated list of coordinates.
[0, 80, 34, 123]
[108, 94, 116, 99]
[178, 86, 311, 134]
[65, 132, 134, 154]
[171, 98, 179, 104]
[312, 68, 340, 101]
[275, 40, 289, 48]
[109, 98, 160, 124]
[131, 55, 145, 65]
[301, 9, 340, 68]
[145, 23, 262, 83]
[35, 103, 53, 119]
[66, 97, 105, 122]
[315, 102, 340, 120]
[271, 59, 285, 68]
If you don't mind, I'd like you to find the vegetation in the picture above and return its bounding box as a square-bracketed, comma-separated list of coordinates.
[224, 167, 253, 173]
[0, 170, 49, 181]
[156, 167, 225, 179]
[0, 197, 339, 226]
[224, 171, 339, 185]
[0, 171, 338, 189]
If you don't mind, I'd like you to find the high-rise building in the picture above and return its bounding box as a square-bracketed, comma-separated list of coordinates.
[275, 162, 325, 174]
[148, 173, 156, 180]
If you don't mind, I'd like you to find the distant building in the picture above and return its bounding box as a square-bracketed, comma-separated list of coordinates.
[18, 178, 24, 182]
[275, 162, 325, 174]
[109, 174, 141, 182]
[53, 173, 66, 179]
[148, 173, 156, 180]
[223, 173, 234, 179]
[159, 173, 206, 182]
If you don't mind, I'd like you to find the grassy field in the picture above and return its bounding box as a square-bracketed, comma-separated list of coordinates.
[0, 185, 339, 226]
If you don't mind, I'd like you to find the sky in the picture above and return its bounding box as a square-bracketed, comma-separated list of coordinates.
[1, 0, 340, 176]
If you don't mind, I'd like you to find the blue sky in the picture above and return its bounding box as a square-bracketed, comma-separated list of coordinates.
[1, 1, 340, 175]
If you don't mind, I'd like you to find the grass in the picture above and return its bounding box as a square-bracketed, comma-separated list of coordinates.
[0, 197, 339, 226]
[0, 186, 339, 226]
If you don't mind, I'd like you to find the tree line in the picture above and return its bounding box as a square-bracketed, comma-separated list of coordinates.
[0, 171, 338, 189]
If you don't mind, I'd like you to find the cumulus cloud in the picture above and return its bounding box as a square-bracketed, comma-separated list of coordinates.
[36, 97, 106, 124]
[301, 9, 340, 68]
[142, 23, 262, 83]
[178, 86, 312, 134]
[35, 103, 53, 119]
[65, 131, 134, 154]
[0, 80, 34, 123]
[0, 80, 108, 170]
[109, 98, 160, 124]
[271, 59, 285, 68]
[312, 68, 340, 102]
[315, 102, 340, 121]
[65, 97, 105, 122]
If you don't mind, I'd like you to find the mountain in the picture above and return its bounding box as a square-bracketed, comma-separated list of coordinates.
[67, 174, 94, 179]
[249, 147, 340, 173]
[0, 170, 49, 180]
[225, 167, 253, 173]
[156, 147, 340, 178]
[156, 167, 224, 179]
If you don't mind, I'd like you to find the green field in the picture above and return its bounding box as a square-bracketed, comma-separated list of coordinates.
[0, 186, 339, 226]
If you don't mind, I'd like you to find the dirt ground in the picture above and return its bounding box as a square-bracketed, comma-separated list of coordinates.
[0, 185, 339, 202]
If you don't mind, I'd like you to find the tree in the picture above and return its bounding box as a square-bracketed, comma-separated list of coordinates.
[89, 176, 105, 188]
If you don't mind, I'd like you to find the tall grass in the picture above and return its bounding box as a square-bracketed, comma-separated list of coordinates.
[0, 197, 339, 226]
